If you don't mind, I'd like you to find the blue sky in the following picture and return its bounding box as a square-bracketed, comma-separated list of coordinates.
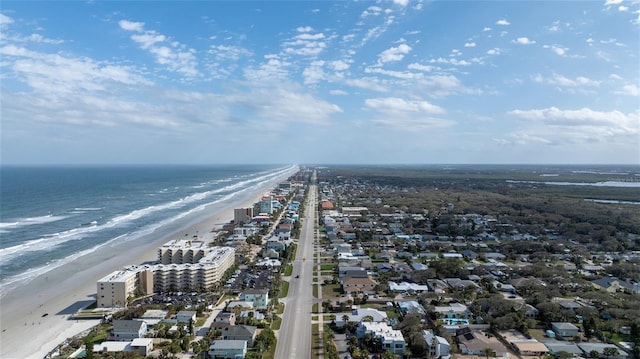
[1, 1, 638, 165]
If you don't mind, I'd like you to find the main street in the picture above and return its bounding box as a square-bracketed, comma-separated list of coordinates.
[275, 171, 317, 359]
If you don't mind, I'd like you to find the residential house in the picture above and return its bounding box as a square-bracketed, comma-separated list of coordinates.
[551, 322, 579, 338]
[543, 341, 583, 357]
[211, 312, 236, 329]
[208, 340, 248, 359]
[578, 343, 629, 359]
[433, 303, 472, 325]
[592, 277, 639, 294]
[111, 320, 147, 341]
[342, 276, 377, 295]
[423, 330, 451, 358]
[334, 307, 388, 327]
[389, 281, 430, 294]
[130, 338, 154, 356]
[456, 328, 509, 357]
[221, 325, 258, 347]
[357, 322, 406, 355]
[240, 289, 269, 309]
[176, 310, 197, 324]
[397, 300, 426, 315]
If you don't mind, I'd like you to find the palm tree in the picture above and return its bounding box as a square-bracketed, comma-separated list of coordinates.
[484, 347, 494, 359]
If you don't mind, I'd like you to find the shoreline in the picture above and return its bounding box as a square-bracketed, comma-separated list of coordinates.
[0, 171, 292, 359]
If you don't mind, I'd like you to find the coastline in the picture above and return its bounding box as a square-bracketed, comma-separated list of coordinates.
[0, 173, 290, 359]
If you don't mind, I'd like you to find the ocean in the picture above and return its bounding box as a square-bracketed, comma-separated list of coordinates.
[0, 164, 297, 297]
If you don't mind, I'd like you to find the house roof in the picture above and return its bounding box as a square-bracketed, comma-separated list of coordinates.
[513, 341, 549, 353]
[552, 322, 579, 330]
[210, 339, 247, 350]
[222, 325, 257, 337]
[113, 320, 145, 331]
[543, 341, 583, 355]
[456, 329, 508, 353]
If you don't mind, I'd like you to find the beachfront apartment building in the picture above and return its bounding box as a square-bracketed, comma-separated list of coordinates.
[97, 266, 153, 308]
[98, 246, 235, 307]
[157, 239, 212, 264]
[259, 196, 273, 214]
[234, 208, 253, 225]
[153, 246, 235, 292]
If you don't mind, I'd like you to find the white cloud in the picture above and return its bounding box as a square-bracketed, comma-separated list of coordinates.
[416, 74, 481, 97]
[208, 44, 252, 61]
[364, 97, 452, 130]
[487, 48, 501, 55]
[393, 0, 409, 6]
[513, 37, 536, 45]
[543, 44, 569, 57]
[604, 0, 623, 5]
[534, 74, 600, 89]
[244, 54, 291, 81]
[345, 77, 388, 92]
[296, 26, 313, 32]
[302, 60, 326, 85]
[616, 84, 639, 96]
[619, 5, 629, 11]
[0, 13, 14, 27]
[365, 67, 422, 79]
[408, 63, 434, 72]
[496, 19, 511, 26]
[428, 57, 472, 66]
[330, 60, 350, 71]
[361, 6, 383, 18]
[329, 89, 348, 96]
[464, 42, 477, 47]
[377, 43, 412, 64]
[283, 30, 327, 56]
[483, 27, 492, 32]
[509, 107, 637, 131]
[119, 19, 198, 76]
[118, 20, 144, 32]
[365, 97, 445, 114]
[502, 107, 639, 146]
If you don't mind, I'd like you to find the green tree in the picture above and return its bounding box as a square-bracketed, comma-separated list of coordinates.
[603, 347, 619, 359]
[484, 347, 494, 359]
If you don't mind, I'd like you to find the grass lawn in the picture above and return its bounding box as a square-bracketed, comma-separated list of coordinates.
[272, 315, 282, 330]
[279, 281, 290, 298]
[283, 264, 293, 276]
[322, 283, 342, 299]
[312, 322, 322, 358]
[320, 264, 335, 271]
[313, 285, 319, 298]
[312, 303, 319, 313]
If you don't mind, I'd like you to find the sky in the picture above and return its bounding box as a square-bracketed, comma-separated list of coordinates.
[1, 1, 639, 165]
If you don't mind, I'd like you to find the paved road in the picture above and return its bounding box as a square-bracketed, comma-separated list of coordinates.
[275, 172, 317, 359]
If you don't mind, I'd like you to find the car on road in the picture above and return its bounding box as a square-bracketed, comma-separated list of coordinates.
[295, 275, 299, 278]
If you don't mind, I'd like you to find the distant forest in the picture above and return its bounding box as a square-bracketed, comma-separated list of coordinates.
[316, 165, 640, 252]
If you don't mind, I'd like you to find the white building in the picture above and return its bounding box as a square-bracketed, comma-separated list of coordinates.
[157, 239, 211, 264]
[423, 330, 451, 358]
[152, 247, 235, 292]
[98, 246, 234, 307]
[356, 322, 406, 355]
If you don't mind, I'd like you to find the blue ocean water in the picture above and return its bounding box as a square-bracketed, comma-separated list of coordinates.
[0, 164, 297, 296]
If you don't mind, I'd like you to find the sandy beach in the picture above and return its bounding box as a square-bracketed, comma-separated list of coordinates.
[0, 173, 291, 359]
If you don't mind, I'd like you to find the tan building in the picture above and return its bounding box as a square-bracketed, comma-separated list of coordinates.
[98, 246, 235, 307]
[234, 208, 253, 225]
[97, 266, 153, 308]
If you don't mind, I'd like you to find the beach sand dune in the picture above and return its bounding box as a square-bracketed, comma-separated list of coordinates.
[0, 175, 289, 359]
